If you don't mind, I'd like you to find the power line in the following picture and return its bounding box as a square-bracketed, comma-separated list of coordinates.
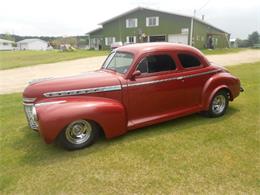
[198, 0, 211, 12]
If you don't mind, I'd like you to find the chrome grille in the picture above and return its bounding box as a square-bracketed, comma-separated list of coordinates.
[24, 104, 38, 130]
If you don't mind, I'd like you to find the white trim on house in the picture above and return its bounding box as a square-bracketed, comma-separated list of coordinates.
[105, 37, 116, 46]
[126, 36, 136, 43]
[146, 16, 159, 27]
[126, 18, 138, 28]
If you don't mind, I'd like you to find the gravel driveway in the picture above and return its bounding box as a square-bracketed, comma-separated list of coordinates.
[0, 49, 259, 94]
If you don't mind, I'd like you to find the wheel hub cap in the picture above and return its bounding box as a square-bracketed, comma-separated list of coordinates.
[65, 120, 92, 144]
[212, 95, 226, 114]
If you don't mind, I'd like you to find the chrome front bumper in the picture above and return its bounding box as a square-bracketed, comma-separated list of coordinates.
[24, 104, 38, 130]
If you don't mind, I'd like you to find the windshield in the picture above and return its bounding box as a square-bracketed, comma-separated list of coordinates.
[103, 52, 134, 74]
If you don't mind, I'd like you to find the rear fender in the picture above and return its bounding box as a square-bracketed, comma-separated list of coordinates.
[201, 72, 240, 110]
[35, 96, 127, 144]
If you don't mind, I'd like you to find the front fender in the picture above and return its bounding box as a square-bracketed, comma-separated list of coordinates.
[35, 96, 127, 144]
[201, 72, 241, 110]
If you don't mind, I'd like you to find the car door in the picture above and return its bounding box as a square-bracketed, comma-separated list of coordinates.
[126, 52, 185, 126]
[176, 52, 212, 108]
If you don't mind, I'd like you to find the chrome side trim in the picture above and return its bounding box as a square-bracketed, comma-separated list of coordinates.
[43, 85, 122, 97]
[35, 100, 66, 107]
[43, 70, 221, 96]
[181, 69, 221, 79]
[125, 69, 221, 87]
[127, 77, 178, 87]
[23, 97, 36, 103]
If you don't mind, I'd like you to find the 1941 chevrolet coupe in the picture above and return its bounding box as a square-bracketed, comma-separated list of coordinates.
[23, 43, 243, 150]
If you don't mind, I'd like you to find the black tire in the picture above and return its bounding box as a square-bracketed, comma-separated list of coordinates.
[205, 90, 229, 118]
[57, 119, 100, 150]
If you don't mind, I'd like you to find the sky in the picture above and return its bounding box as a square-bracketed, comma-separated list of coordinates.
[0, 0, 259, 39]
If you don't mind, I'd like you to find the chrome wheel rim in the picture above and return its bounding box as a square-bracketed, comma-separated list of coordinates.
[65, 120, 92, 144]
[212, 95, 226, 114]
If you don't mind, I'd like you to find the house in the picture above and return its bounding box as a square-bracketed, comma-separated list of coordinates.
[17, 39, 49, 50]
[87, 7, 230, 50]
[0, 38, 15, 50]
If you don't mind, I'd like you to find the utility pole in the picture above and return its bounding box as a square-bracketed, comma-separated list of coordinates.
[189, 9, 196, 46]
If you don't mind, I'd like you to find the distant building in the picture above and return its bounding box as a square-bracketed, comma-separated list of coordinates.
[17, 39, 49, 50]
[87, 7, 230, 50]
[230, 38, 238, 48]
[0, 38, 15, 50]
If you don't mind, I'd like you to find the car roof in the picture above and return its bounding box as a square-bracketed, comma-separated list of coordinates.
[116, 42, 204, 57]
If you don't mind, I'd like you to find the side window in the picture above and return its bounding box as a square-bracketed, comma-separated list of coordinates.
[137, 58, 149, 73]
[178, 54, 201, 68]
[137, 54, 176, 73]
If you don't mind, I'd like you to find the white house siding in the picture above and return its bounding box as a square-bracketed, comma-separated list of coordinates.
[0, 43, 13, 50]
[17, 39, 48, 50]
[0, 39, 14, 50]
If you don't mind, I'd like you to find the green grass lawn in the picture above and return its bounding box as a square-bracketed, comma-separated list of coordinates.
[0, 62, 259, 194]
[201, 48, 246, 55]
[0, 50, 108, 70]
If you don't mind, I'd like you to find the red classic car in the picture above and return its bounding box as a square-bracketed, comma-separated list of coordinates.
[23, 43, 243, 150]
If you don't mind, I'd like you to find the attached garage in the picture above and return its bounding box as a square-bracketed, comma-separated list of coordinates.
[168, 34, 188, 45]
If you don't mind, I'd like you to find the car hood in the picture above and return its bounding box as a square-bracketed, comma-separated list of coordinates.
[23, 70, 122, 98]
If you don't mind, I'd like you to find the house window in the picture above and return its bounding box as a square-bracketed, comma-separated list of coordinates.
[126, 36, 136, 43]
[146, 16, 159, 27]
[126, 18, 138, 28]
[178, 54, 201, 68]
[105, 37, 116, 46]
[137, 54, 176, 73]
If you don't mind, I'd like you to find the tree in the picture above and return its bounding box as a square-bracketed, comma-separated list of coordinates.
[248, 31, 259, 46]
[1, 33, 15, 42]
[237, 39, 250, 48]
[49, 37, 78, 49]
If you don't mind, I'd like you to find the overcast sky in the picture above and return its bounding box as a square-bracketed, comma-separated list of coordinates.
[0, 0, 259, 39]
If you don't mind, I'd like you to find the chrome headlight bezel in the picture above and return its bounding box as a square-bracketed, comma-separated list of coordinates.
[31, 105, 38, 121]
[24, 103, 39, 130]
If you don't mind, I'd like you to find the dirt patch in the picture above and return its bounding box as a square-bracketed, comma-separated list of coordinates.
[206, 49, 260, 66]
[0, 49, 259, 94]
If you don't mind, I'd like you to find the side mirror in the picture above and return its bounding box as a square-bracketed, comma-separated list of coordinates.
[131, 70, 141, 79]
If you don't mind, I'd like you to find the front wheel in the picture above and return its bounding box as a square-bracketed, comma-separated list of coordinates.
[205, 90, 229, 117]
[57, 119, 99, 150]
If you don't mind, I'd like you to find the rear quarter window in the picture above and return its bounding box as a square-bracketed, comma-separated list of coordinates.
[178, 54, 201, 68]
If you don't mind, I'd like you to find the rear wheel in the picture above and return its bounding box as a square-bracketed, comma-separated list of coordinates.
[57, 119, 99, 150]
[205, 90, 229, 117]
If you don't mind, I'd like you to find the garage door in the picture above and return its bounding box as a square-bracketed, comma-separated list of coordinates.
[168, 34, 188, 45]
